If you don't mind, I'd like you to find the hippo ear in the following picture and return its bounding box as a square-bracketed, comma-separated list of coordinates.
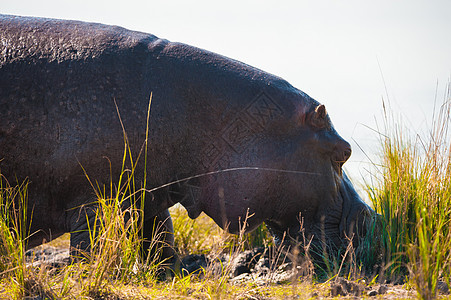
[309, 104, 329, 129]
[316, 104, 327, 119]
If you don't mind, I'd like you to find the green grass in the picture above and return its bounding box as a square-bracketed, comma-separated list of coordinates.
[364, 92, 451, 298]
[0, 176, 30, 299]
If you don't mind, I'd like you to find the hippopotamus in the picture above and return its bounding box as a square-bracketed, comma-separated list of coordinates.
[0, 15, 372, 260]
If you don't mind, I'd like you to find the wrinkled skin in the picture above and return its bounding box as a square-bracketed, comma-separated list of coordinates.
[0, 15, 372, 259]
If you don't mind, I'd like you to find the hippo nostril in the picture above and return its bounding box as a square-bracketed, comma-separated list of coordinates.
[343, 148, 352, 162]
[333, 148, 351, 162]
[332, 143, 351, 172]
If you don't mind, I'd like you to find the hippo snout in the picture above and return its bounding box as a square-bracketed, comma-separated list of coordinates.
[333, 139, 352, 168]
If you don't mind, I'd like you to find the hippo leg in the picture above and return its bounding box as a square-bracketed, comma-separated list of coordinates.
[141, 208, 175, 265]
[264, 220, 291, 247]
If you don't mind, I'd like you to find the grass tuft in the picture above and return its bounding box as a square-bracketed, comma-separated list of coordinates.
[365, 85, 451, 298]
[0, 175, 30, 299]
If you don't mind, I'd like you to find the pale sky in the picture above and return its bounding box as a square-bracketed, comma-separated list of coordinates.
[2, 0, 451, 188]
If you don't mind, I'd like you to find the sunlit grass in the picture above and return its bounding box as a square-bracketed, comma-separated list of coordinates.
[170, 204, 272, 257]
[365, 88, 451, 298]
[0, 176, 30, 299]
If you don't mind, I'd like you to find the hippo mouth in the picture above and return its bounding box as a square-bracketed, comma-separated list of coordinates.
[332, 159, 345, 176]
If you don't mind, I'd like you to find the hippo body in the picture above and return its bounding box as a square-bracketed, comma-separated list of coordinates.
[0, 15, 371, 255]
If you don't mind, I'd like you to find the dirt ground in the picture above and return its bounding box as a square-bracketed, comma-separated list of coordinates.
[24, 239, 449, 299]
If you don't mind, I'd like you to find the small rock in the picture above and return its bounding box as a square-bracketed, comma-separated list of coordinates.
[378, 284, 388, 294]
[330, 282, 346, 297]
[231, 272, 253, 284]
[180, 254, 208, 275]
[438, 281, 450, 294]
[233, 264, 251, 276]
[43, 248, 53, 255]
[277, 262, 292, 272]
[254, 256, 271, 276]
[228, 248, 264, 277]
[330, 277, 364, 297]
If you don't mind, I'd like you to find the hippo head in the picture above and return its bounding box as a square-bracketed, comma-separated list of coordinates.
[177, 92, 373, 251]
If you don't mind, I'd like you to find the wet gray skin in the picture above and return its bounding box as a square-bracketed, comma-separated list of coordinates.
[0, 15, 372, 260]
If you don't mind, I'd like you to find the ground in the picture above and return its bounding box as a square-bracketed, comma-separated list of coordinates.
[22, 234, 434, 299]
